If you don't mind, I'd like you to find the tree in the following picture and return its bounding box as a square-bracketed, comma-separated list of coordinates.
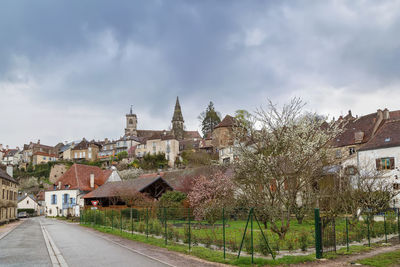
[116, 151, 128, 161]
[234, 98, 342, 239]
[198, 101, 221, 136]
[188, 171, 235, 224]
[334, 163, 399, 223]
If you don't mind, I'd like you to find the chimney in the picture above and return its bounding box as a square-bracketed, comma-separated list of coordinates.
[6, 165, 13, 178]
[37, 139, 40, 144]
[58, 181, 62, 189]
[90, 173, 95, 188]
[372, 109, 384, 136]
[383, 108, 390, 120]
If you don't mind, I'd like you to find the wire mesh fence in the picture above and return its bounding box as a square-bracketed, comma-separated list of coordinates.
[80, 207, 400, 261]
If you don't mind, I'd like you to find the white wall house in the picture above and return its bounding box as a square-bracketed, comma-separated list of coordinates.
[17, 194, 39, 214]
[45, 163, 121, 217]
[355, 119, 400, 208]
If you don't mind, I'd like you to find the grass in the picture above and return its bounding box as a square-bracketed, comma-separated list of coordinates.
[357, 249, 400, 267]
[81, 222, 316, 266]
[82, 209, 399, 254]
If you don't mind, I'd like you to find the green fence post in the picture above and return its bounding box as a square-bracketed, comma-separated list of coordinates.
[223, 207, 226, 259]
[345, 217, 349, 252]
[314, 209, 322, 259]
[238, 208, 252, 259]
[367, 216, 371, 247]
[120, 210, 122, 233]
[398, 208, 400, 242]
[188, 207, 191, 252]
[146, 208, 149, 239]
[251, 208, 254, 264]
[164, 207, 167, 245]
[131, 208, 134, 235]
[384, 212, 388, 243]
[112, 210, 114, 230]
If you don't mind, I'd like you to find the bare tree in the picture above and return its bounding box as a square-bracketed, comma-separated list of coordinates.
[234, 98, 342, 239]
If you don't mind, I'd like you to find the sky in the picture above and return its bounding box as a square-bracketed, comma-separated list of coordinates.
[1, 0, 400, 148]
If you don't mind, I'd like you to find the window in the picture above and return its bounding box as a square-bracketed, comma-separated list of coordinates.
[63, 194, 69, 204]
[51, 194, 57, 204]
[349, 147, 355, 155]
[79, 152, 82, 158]
[27, 200, 29, 204]
[335, 150, 342, 159]
[2, 189, 4, 199]
[376, 157, 395, 170]
[43, 156, 46, 160]
[82, 152, 86, 158]
[74, 152, 78, 158]
[394, 183, 400, 190]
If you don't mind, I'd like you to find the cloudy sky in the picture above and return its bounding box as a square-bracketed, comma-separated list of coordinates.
[1, 1, 400, 147]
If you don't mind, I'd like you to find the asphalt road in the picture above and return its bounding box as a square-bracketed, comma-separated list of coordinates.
[0, 217, 169, 267]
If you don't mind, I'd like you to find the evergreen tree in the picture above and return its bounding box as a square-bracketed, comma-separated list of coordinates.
[198, 101, 221, 136]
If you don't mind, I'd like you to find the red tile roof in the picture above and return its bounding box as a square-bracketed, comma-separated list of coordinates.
[51, 164, 111, 191]
[359, 119, 400, 151]
[215, 115, 235, 129]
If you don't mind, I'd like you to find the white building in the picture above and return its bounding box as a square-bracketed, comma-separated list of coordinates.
[17, 194, 39, 214]
[45, 163, 121, 217]
[355, 119, 400, 207]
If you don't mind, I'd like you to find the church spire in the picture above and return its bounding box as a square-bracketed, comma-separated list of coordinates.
[172, 96, 184, 122]
[172, 96, 184, 140]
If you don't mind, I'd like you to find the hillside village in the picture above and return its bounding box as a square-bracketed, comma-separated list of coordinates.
[1, 96, 400, 222]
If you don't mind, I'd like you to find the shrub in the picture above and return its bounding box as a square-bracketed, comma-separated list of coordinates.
[299, 231, 309, 251]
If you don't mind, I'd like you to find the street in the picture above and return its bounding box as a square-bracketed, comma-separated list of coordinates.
[0, 218, 186, 267]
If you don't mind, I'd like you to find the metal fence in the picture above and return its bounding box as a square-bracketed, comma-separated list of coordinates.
[314, 208, 400, 258]
[79, 207, 400, 261]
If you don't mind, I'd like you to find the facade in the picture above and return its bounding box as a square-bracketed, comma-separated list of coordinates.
[0, 167, 18, 224]
[17, 194, 39, 214]
[71, 139, 101, 161]
[32, 152, 58, 165]
[356, 119, 400, 207]
[22, 141, 58, 165]
[44, 164, 120, 217]
[333, 109, 400, 167]
[135, 134, 180, 167]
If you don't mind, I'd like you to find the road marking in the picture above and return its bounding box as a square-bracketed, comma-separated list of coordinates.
[53, 219, 175, 267]
[40, 219, 69, 267]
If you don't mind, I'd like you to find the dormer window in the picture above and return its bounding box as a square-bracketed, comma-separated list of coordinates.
[53, 185, 57, 190]
[385, 137, 391, 142]
[349, 147, 355, 155]
[64, 184, 70, 189]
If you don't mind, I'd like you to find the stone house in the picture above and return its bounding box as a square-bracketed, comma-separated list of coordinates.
[45, 163, 121, 217]
[71, 139, 101, 162]
[135, 133, 180, 167]
[0, 167, 18, 224]
[22, 141, 58, 166]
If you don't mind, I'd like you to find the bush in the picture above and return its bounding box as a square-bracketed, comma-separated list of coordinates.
[17, 208, 35, 215]
[299, 231, 309, 251]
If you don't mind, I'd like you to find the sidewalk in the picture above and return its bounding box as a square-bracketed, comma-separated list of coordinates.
[0, 219, 25, 240]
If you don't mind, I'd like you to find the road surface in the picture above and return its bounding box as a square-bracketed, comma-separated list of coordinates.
[0, 217, 181, 266]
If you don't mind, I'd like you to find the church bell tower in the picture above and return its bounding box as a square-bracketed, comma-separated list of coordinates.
[125, 105, 137, 136]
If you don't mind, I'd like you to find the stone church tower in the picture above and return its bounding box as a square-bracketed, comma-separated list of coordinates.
[171, 97, 184, 140]
[125, 105, 137, 136]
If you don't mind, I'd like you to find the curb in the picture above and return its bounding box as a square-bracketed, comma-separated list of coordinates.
[0, 219, 24, 241]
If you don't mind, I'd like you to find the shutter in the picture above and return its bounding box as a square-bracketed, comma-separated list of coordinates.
[55, 195, 57, 204]
[376, 159, 381, 170]
[390, 158, 395, 169]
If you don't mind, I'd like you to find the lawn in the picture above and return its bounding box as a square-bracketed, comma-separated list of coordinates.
[81, 209, 399, 256]
[357, 249, 400, 267]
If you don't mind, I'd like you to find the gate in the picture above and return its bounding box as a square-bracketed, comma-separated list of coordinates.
[321, 216, 336, 254]
[314, 208, 336, 258]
